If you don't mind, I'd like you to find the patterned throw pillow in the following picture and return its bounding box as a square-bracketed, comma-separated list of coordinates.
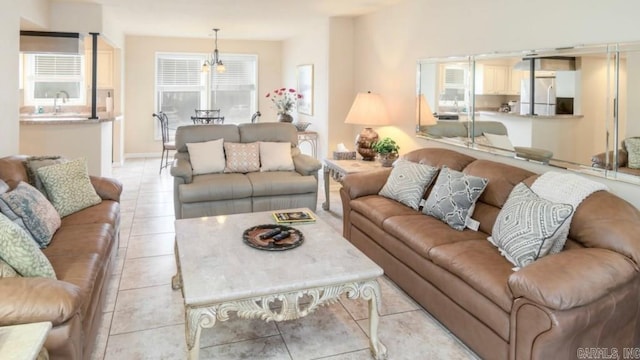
[37, 158, 102, 217]
[0, 213, 56, 278]
[0, 182, 60, 248]
[0, 259, 20, 278]
[23, 155, 67, 199]
[488, 183, 574, 268]
[379, 159, 439, 210]
[224, 142, 260, 173]
[625, 137, 640, 169]
[422, 166, 488, 231]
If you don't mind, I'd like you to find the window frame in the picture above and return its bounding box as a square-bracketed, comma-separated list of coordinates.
[23, 53, 87, 106]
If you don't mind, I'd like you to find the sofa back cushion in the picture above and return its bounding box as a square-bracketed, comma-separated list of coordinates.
[0, 156, 29, 189]
[175, 124, 240, 153]
[403, 148, 476, 170]
[239, 122, 299, 146]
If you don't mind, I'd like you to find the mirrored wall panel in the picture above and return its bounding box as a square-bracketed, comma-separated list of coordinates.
[417, 42, 640, 184]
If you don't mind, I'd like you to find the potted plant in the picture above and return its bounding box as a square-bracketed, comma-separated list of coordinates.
[371, 137, 400, 167]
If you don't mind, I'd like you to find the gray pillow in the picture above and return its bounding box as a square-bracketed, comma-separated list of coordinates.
[625, 137, 640, 169]
[488, 183, 573, 268]
[379, 159, 439, 210]
[422, 166, 488, 231]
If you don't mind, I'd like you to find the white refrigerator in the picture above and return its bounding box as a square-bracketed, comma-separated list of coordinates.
[520, 77, 556, 116]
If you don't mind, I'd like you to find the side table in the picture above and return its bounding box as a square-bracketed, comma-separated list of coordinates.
[297, 131, 318, 158]
[323, 158, 382, 210]
[0, 321, 52, 360]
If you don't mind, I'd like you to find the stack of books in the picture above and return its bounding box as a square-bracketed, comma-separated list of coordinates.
[272, 210, 316, 225]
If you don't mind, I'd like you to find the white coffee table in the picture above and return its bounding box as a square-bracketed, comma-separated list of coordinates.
[173, 208, 387, 360]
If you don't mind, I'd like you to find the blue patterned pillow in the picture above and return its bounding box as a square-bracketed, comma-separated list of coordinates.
[379, 159, 439, 210]
[37, 158, 102, 217]
[0, 182, 61, 248]
[488, 183, 573, 268]
[0, 213, 56, 278]
[422, 166, 488, 231]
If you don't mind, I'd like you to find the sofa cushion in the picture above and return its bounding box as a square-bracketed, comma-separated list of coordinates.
[247, 171, 317, 196]
[0, 181, 61, 248]
[37, 158, 102, 217]
[61, 200, 120, 232]
[43, 224, 115, 259]
[224, 142, 260, 173]
[186, 139, 226, 175]
[423, 166, 488, 231]
[0, 213, 56, 278]
[259, 142, 295, 172]
[383, 214, 489, 260]
[430, 240, 515, 312]
[488, 183, 574, 269]
[47, 253, 102, 318]
[179, 173, 252, 203]
[379, 159, 438, 210]
[349, 195, 419, 229]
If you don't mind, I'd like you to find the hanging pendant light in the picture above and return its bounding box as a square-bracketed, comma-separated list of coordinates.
[202, 28, 226, 73]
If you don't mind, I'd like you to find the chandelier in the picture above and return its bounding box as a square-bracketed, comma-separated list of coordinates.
[202, 28, 225, 73]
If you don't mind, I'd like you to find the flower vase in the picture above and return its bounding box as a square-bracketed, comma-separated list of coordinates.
[278, 113, 294, 123]
[377, 152, 399, 167]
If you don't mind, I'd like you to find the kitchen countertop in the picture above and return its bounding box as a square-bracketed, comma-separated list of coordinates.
[478, 110, 583, 119]
[20, 112, 118, 125]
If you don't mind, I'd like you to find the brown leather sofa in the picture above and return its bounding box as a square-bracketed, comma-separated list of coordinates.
[0, 155, 121, 360]
[340, 148, 640, 360]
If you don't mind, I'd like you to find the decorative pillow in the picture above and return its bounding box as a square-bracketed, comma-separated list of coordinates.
[224, 142, 260, 173]
[625, 137, 640, 169]
[0, 179, 8, 194]
[23, 155, 67, 199]
[484, 133, 515, 151]
[379, 159, 439, 210]
[488, 183, 574, 269]
[37, 158, 102, 217]
[422, 166, 488, 231]
[0, 259, 20, 278]
[0, 213, 56, 278]
[259, 142, 295, 172]
[187, 139, 226, 175]
[0, 181, 60, 248]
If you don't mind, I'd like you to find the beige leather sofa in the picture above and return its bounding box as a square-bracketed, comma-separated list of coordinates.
[592, 137, 640, 176]
[0, 155, 121, 360]
[171, 123, 322, 219]
[340, 148, 640, 360]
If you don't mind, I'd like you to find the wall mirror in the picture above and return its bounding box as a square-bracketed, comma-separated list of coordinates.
[416, 42, 640, 184]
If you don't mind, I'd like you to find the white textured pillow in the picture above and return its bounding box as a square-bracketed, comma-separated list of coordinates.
[379, 159, 438, 210]
[259, 142, 295, 172]
[484, 133, 515, 151]
[187, 139, 226, 175]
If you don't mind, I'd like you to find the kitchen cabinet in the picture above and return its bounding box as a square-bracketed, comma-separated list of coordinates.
[475, 64, 508, 95]
[508, 70, 528, 95]
[86, 50, 113, 89]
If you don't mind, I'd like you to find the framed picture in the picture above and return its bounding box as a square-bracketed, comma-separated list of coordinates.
[296, 64, 314, 115]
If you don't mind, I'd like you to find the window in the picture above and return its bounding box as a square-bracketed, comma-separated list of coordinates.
[439, 64, 470, 111]
[24, 54, 86, 106]
[155, 52, 258, 139]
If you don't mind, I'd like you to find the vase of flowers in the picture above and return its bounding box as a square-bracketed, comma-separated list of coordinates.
[372, 137, 400, 167]
[265, 88, 302, 123]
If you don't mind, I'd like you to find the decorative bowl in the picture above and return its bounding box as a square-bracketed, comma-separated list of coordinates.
[294, 121, 311, 131]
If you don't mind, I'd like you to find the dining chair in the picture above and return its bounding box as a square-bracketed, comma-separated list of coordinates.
[250, 111, 261, 123]
[153, 112, 177, 173]
[192, 109, 225, 124]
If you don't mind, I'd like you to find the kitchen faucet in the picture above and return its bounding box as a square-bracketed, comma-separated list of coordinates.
[54, 90, 69, 114]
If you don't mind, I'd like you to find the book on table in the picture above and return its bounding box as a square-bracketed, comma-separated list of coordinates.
[273, 210, 316, 224]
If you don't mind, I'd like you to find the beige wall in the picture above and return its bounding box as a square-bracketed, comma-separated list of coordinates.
[0, 3, 20, 157]
[124, 36, 281, 155]
[351, 0, 640, 206]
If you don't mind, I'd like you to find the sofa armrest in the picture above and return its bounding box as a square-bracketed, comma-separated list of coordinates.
[293, 154, 322, 176]
[513, 146, 553, 164]
[591, 149, 628, 170]
[508, 248, 637, 310]
[90, 176, 123, 202]
[170, 157, 193, 184]
[0, 278, 82, 326]
[341, 169, 392, 200]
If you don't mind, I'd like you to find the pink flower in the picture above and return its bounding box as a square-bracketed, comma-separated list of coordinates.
[265, 93, 270, 98]
[288, 88, 296, 93]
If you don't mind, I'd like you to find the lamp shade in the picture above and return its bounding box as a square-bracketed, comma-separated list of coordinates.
[344, 92, 391, 126]
[417, 94, 437, 126]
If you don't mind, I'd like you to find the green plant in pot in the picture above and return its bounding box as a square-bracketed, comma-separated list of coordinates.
[371, 137, 400, 167]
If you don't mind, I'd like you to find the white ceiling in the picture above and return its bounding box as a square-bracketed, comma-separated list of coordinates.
[51, 0, 402, 40]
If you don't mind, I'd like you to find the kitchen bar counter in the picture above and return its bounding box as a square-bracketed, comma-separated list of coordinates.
[477, 110, 583, 119]
[20, 112, 117, 125]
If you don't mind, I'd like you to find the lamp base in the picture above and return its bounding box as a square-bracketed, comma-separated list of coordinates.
[355, 127, 379, 161]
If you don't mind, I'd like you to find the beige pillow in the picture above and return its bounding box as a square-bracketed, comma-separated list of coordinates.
[484, 133, 515, 151]
[187, 139, 226, 175]
[259, 142, 295, 172]
[224, 142, 260, 173]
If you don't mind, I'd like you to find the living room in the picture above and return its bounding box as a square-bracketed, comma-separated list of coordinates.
[2, 0, 640, 359]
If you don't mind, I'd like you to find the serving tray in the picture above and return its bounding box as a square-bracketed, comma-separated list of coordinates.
[242, 224, 304, 251]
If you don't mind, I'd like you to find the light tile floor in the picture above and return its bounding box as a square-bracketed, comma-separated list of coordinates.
[91, 157, 480, 360]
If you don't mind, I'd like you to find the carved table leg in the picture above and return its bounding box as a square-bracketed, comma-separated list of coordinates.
[322, 164, 331, 210]
[186, 307, 217, 360]
[172, 238, 182, 290]
[362, 280, 388, 360]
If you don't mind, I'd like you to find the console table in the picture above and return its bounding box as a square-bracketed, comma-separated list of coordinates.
[297, 131, 318, 158]
[323, 158, 382, 210]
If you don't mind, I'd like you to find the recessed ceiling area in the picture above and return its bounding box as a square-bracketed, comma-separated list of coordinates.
[34, 0, 402, 40]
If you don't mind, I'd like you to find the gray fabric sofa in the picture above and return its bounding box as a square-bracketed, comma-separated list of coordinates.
[171, 123, 322, 219]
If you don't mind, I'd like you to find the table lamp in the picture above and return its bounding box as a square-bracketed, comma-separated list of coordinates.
[344, 91, 391, 161]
